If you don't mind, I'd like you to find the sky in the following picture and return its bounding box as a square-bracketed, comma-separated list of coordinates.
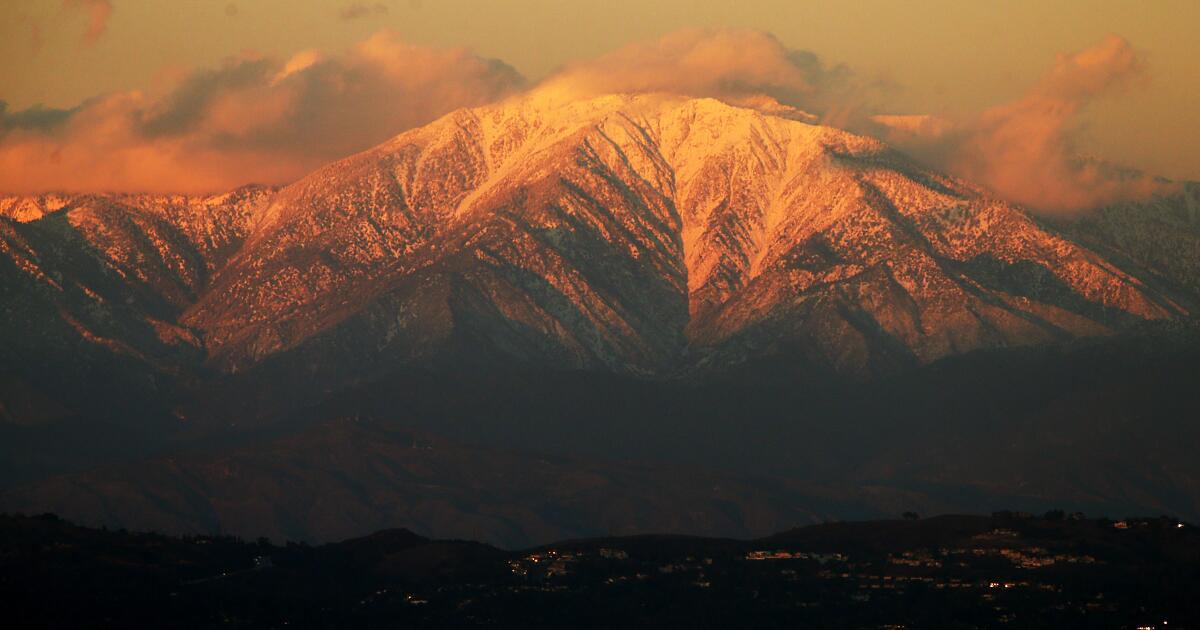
[0, 0, 1197, 208]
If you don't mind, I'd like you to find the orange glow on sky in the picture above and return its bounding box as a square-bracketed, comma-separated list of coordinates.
[1, 0, 1197, 196]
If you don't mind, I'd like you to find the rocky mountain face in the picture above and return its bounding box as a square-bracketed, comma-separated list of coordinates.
[2, 92, 1199, 544]
[0, 187, 273, 429]
[6, 93, 1190, 390]
[1057, 182, 1200, 307]
[189, 93, 1195, 381]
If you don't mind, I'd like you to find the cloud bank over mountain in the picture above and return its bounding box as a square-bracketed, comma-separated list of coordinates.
[874, 35, 1170, 214]
[0, 31, 523, 194]
[537, 29, 855, 117]
[0, 28, 1171, 212]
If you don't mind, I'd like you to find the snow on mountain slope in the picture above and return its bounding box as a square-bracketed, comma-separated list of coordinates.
[0, 194, 71, 223]
[1061, 182, 1200, 306]
[2, 93, 1194, 384]
[177, 92, 1187, 378]
[0, 187, 273, 399]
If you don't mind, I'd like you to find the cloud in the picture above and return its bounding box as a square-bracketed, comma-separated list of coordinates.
[0, 102, 79, 132]
[339, 3, 389, 20]
[0, 31, 525, 194]
[544, 28, 1164, 214]
[64, 0, 113, 45]
[539, 28, 856, 119]
[0, 27, 1170, 210]
[874, 35, 1169, 214]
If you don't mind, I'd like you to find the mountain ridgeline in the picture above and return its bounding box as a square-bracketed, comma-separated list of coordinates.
[2, 92, 1200, 545]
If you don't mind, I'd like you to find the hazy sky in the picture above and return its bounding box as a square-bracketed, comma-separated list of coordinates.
[1, 0, 1197, 189]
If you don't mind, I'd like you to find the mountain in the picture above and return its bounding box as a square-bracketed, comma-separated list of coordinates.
[5, 329, 1199, 547]
[1057, 181, 1200, 303]
[2, 91, 1199, 545]
[0, 186, 273, 433]
[0, 417, 853, 547]
[184, 92, 1189, 380]
[4, 93, 1192, 391]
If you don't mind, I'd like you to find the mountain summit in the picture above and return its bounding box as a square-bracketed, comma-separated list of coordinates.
[181, 92, 1188, 379]
[3, 93, 1196, 391]
[3, 91, 1200, 544]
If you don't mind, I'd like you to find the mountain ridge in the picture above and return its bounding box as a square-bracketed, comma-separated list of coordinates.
[3, 93, 1196, 393]
[3, 92, 1200, 550]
